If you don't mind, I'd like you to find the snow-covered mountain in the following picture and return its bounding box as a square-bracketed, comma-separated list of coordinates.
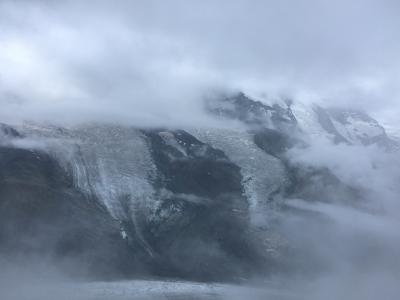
[0, 93, 398, 282]
[292, 102, 397, 149]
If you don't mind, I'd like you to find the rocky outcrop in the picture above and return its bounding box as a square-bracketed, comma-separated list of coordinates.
[0, 129, 137, 279]
[0, 123, 21, 138]
[140, 129, 264, 281]
[0, 93, 397, 282]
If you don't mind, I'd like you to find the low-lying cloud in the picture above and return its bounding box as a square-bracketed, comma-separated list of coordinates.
[280, 136, 400, 299]
[1, 0, 400, 127]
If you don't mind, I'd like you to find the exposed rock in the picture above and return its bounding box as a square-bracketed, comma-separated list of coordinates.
[0, 93, 397, 283]
[0, 143, 137, 279]
[141, 129, 264, 281]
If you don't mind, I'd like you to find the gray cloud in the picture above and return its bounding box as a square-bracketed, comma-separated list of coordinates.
[0, 0, 399, 126]
[281, 135, 400, 299]
[1, 2, 400, 297]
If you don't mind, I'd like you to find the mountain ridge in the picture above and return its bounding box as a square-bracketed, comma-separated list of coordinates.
[0, 93, 397, 282]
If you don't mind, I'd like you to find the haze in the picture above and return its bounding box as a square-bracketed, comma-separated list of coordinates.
[1, 0, 399, 127]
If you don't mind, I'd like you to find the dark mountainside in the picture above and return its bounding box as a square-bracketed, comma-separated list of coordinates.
[0, 93, 396, 282]
[0, 125, 137, 279]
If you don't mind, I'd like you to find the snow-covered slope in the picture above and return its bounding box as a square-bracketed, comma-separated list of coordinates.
[292, 102, 397, 149]
[1, 92, 399, 282]
[189, 128, 287, 225]
[17, 123, 157, 220]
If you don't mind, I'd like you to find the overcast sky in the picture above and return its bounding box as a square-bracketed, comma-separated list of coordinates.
[0, 0, 399, 127]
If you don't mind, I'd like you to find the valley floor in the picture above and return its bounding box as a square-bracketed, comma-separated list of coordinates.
[3, 279, 301, 300]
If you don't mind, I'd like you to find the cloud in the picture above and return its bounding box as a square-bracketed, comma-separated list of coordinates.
[0, 0, 399, 126]
[288, 136, 400, 211]
[280, 135, 400, 299]
[1, 2, 400, 296]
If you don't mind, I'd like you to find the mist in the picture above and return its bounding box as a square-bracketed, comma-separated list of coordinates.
[270, 136, 400, 299]
[1, 0, 400, 127]
[1, 1, 400, 299]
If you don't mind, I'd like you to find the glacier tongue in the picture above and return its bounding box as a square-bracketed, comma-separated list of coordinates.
[17, 121, 288, 231]
[18, 123, 157, 219]
[189, 128, 287, 225]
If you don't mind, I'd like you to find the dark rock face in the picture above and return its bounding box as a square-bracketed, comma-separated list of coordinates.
[253, 128, 293, 158]
[141, 129, 263, 281]
[0, 123, 22, 139]
[283, 165, 363, 205]
[207, 92, 297, 131]
[145, 130, 244, 198]
[207, 92, 299, 158]
[0, 131, 137, 279]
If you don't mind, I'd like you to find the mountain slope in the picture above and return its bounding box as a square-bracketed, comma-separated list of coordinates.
[0, 93, 398, 282]
[292, 102, 397, 149]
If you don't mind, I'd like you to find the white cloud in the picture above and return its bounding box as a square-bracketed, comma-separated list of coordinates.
[0, 0, 399, 127]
